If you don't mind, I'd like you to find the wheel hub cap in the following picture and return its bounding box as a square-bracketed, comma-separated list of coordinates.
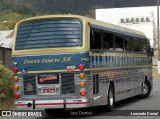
[143, 84, 148, 94]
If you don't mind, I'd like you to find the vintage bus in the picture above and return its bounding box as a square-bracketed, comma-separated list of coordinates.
[12, 15, 153, 112]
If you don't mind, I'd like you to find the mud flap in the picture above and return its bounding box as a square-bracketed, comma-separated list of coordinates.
[33, 100, 35, 109]
[64, 99, 66, 110]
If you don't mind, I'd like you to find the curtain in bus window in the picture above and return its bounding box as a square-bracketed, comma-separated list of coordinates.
[90, 30, 102, 50]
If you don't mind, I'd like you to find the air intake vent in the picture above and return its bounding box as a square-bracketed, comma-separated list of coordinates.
[23, 75, 37, 95]
[61, 73, 75, 94]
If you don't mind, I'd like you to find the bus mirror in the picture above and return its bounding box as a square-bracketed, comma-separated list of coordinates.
[150, 48, 154, 56]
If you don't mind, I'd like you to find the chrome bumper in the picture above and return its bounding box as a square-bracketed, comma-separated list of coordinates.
[15, 99, 91, 109]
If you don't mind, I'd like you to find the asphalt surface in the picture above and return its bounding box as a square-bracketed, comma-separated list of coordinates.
[1, 71, 160, 119]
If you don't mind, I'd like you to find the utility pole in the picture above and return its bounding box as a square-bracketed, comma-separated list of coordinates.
[157, 0, 160, 73]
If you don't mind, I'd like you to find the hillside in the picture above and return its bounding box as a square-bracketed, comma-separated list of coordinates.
[0, 0, 156, 30]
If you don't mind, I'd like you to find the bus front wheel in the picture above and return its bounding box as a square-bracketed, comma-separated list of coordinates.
[137, 80, 151, 99]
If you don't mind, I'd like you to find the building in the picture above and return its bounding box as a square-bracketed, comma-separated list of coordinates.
[0, 30, 14, 49]
[96, 6, 158, 65]
[0, 30, 14, 69]
[96, 6, 158, 48]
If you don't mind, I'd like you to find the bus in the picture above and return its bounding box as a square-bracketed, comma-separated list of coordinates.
[12, 15, 153, 112]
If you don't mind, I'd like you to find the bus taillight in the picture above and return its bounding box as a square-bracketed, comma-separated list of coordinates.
[14, 93, 19, 99]
[13, 76, 19, 82]
[14, 84, 19, 90]
[80, 82, 85, 88]
[13, 67, 18, 73]
[79, 73, 85, 79]
[79, 64, 84, 70]
[80, 91, 86, 96]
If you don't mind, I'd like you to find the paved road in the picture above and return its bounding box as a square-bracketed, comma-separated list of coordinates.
[2, 75, 160, 119]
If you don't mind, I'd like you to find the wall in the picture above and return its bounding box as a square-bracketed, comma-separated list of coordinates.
[0, 47, 12, 70]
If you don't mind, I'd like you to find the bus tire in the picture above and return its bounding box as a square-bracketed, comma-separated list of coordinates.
[107, 84, 115, 111]
[137, 80, 151, 99]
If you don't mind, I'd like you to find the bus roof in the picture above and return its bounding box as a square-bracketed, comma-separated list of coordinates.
[16, 14, 146, 39]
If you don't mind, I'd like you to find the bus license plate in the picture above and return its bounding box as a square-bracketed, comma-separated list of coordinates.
[43, 88, 55, 93]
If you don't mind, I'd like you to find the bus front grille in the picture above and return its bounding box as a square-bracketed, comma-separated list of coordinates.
[61, 73, 75, 94]
[23, 75, 37, 95]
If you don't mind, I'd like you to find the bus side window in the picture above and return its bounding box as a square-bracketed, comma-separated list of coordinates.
[102, 32, 114, 51]
[140, 38, 147, 53]
[90, 29, 102, 50]
[90, 30, 95, 49]
[124, 36, 132, 52]
[115, 34, 124, 52]
[133, 38, 140, 52]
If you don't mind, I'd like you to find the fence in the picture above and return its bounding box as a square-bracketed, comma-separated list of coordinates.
[0, 47, 12, 70]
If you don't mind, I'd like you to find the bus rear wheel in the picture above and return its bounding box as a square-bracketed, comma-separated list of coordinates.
[106, 84, 115, 111]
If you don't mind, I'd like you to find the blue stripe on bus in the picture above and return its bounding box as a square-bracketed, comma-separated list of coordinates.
[12, 52, 149, 73]
[12, 53, 89, 71]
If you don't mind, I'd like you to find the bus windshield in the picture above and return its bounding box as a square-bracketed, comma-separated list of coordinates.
[15, 19, 82, 50]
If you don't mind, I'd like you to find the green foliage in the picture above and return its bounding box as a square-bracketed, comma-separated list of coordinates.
[0, 0, 33, 29]
[0, 61, 13, 102]
[0, 98, 14, 110]
[0, 0, 156, 30]
[0, 11, 32, 30]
